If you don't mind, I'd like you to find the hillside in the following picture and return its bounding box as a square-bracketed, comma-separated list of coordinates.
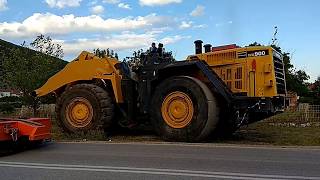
[0, 39, 67, 90]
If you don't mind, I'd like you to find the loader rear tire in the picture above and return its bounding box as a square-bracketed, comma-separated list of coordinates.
[150, 76, 220, 142]
[56, 84, 114, 133]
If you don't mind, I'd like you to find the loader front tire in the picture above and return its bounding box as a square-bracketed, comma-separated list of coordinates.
[56, 84, 114, 133]
[150, 76, 220, 142]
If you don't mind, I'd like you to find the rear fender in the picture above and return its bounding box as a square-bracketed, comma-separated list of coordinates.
[157, 61, 233, 104]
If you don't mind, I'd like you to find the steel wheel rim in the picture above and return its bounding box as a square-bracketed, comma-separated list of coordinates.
[66, 97, 94, 128]
[161, 91, 194, 129]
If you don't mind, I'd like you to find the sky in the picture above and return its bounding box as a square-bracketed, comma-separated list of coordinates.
[0, 0, 319, 81]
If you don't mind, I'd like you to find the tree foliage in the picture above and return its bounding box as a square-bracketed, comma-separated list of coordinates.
[248, 42, 262, 47]
[313, 77, 320, 95]
[93, 48, 118, 59]
[307, 76, 320, 104]
[30, 34, 64, 59]
[1, 37, 67, 115]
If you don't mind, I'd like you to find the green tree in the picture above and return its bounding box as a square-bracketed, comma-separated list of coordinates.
[309, 77, 320, 104]
[248, 42, 262, 46]
[30, 34, 64, 59]
[93, 48, 119, 59]
[314, 77, 320, 95]
[2, 36, 67, 115]
[93, 48, 106, 58]
[0, 51, 5, 88]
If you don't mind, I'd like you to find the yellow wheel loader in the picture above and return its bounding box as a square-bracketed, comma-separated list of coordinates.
[34, 41, 286, 142]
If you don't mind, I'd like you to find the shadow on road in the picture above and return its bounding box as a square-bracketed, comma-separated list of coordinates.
[0, 140, 51, 157]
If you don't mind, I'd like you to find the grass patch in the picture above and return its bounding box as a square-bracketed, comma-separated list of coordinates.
[51, 118, 106, 141]
[50, 117, 160, 142]
[218, 120, 320, 146]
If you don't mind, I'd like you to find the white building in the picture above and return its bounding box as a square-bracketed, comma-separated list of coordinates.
[0, 89, 22, 98]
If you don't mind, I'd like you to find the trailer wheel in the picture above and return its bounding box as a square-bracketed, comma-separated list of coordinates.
[56, 84, 114, 133]
[150, 76, 220, 142]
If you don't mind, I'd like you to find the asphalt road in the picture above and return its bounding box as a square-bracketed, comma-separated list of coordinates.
[0, 142, 320, 180]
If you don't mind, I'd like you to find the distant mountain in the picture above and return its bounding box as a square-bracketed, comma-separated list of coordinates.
[0, 39, 67, 89]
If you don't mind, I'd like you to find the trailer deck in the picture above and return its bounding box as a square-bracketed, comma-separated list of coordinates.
[0, 118, 51, 142]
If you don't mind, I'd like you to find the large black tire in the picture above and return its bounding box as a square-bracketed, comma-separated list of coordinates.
[56, 84, 114, 133]
[150, 76, 220, 142]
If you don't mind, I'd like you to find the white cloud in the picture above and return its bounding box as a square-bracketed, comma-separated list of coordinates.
[61, 32, 156, 55]
[160, 35, 190, 45]
[0, 0, 8, 11]
[88, 0, 98, 6]
[151, 27, 173, 33]
[102, 0, 132, 10]
[45, 0, 82, 8]
[102, 0, 120, 4]
[0, 13, 172, 38]
[59, 32, 187, 56]
[91, 5, 104, 14]
[179, 21, 193, 29]
[193, 24, 207, 28]
[178, 21, 207, 29]
[215, 21, 233, 27]
[190, 5, 205, 17]
[139, 0, 182, 6]
[118, 3, 131, 9]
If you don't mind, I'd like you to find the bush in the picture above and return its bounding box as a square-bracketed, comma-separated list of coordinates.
[0, 103, 15, 114]
[0, 96, 21, 102]
[299, 96, 320, 105]
[0, 96, 22, 108]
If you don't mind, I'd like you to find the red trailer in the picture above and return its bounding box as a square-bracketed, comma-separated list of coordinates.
[0, 118, 51, 143]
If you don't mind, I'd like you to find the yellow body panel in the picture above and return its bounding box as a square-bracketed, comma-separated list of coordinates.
[188, 46, 283, 97]
[35, 51, 124, 103]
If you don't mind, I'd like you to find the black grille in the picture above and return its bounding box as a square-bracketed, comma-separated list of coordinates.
[273, 52, 286, 94]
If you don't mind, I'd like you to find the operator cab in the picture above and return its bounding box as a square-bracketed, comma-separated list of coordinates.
[119, 43, 175, 79]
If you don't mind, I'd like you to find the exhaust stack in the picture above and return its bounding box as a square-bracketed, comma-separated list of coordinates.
[204, 44, 212, 53]
[194, 40, 203, 54]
